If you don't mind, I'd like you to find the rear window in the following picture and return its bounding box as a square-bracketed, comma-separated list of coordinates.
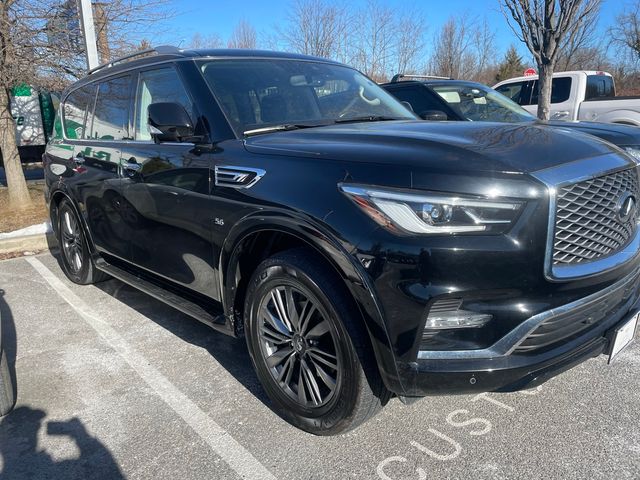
[586, 75, 614, 100]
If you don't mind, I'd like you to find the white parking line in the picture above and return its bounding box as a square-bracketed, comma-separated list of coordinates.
[26, 256, 277, 480]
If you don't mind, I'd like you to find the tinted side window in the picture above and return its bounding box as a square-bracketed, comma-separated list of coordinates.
[586, 75, 614, 100]
[63, 85, 96, 139]
[90, 76, 131, 141]
[495, 82, 526, 104]
[135, 67, 193, 141]
[388, 86, 447, 115]
[530, 77, 572, 105]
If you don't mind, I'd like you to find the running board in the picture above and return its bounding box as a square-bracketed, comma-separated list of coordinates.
[95, 260, 227, 331]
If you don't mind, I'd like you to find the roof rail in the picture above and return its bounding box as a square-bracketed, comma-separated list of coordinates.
[390, 73, 454, 83]
[88, 45, 183, 75]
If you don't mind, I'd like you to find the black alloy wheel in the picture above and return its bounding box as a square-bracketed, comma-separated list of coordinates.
[257, 284, 341, 408]
[245, 248, 390, 435]
[56, 199, 109, 285]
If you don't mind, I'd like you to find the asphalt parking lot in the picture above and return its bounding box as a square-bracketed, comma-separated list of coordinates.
[0, 252, 639, 479]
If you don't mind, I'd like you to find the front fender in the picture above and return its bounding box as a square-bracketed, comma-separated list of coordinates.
[220, 210, 406, 395]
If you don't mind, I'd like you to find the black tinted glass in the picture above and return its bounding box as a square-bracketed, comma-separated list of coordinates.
[135, 68, 193, 141]
[199, 59, 415, 134]
[63, 85, 96, 139]
[530, 77, 572, 105]
[586, 75, 614, 100]
[495, 82, 525, 104]
[90, 76, 131, 141]
[389, 86, 448, 116]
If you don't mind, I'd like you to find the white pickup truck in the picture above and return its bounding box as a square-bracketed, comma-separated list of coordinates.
[493, 71, 640, 126]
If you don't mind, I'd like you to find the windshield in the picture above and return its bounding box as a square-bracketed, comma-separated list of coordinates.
[431, 84, 534, 123]
[198, 59, 416, 135]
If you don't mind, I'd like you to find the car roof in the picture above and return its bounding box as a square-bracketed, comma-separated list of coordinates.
[380, 79, 487, 89]
[66, 47, 343, 95]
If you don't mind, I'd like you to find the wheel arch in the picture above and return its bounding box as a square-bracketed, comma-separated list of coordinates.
[220, 212, 404, 394]
[49, 187, 99, 256]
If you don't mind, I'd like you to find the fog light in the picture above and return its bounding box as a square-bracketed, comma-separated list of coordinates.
[424, 298, 492, 329]
[424, 310, 492, 329]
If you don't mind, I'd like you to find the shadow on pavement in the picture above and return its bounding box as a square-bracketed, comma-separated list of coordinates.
[0, 286, 123, 479]
[95, 276, 270, 404]
[0, 406, 125, 479]
[46, 249, 273, 419]
[0, 289, 17, 414]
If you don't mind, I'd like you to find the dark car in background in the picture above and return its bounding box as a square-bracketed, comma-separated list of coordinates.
[43, 48, 640, 435]
[382, 76, 640, 161]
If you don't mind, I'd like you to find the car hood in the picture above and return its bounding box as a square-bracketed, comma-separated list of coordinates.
[244, 120, 622, 174]
[543, 120, 640, 147]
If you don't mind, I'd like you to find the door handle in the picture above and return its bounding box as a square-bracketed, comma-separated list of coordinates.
[552, 111, 570, 119]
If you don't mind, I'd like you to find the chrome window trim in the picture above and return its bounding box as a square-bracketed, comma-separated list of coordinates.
[532, 153, 638, 281]
[417, 263, 640, 360]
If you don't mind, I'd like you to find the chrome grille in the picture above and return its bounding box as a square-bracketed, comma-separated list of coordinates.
[553, 168, 640, 266]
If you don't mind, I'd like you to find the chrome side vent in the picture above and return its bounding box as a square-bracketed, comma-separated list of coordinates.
[214, 165, 265, 189]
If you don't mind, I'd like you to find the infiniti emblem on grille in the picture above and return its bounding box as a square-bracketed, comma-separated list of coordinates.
[617, 191, 637, 223]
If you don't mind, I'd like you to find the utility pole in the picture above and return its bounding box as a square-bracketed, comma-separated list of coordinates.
[78, 0, 100, 70]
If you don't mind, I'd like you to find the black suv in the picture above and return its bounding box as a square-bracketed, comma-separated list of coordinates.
[44, 47, 640, 435]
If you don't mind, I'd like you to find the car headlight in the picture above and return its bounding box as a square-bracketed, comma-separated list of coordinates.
[624, 146, 640, 163]
[340, 184, 523, 235]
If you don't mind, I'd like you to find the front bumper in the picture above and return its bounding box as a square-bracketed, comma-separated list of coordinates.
[398, 267, 640, 396]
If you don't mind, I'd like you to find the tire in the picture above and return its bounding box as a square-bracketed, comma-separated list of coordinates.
[244, 248, 390, 435]
[0, 349, 15, 416]
[56, 199, 109, 285]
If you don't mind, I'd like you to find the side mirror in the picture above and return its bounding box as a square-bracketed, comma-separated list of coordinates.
[419, 110, 448, 121]
[400, 101, 414, 113]
[148, 102, 195, 143]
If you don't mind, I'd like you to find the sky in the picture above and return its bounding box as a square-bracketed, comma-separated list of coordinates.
[151, 0, 627, 63]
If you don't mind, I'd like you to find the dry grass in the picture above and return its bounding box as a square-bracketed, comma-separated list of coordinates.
[0, 183, 48, 234]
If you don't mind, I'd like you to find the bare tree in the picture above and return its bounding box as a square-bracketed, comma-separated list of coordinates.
[393, 10, 427, 75]
[279, 0, 426, 80]
[610, 2, 640, 60]
[280, 0, 350, 59]
[227, 20, 257, 49]
[555, 3, 600, 70]
[352, 0, 396, 81]
[428, 17, 470, 78]
[501, 0, 601, 120]
[188, 32, 223, 49]
[0, 0, 172, 208]
[428, 16, 496, 82]
[472, 18, 497, 80]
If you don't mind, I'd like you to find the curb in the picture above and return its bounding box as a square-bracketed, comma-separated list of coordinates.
[0, 233, 57, 255]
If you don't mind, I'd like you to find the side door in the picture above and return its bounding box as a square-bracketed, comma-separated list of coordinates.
[78, 75, 133, 261]
[119, 65, 221, 300]
[529, 76, 575, 120]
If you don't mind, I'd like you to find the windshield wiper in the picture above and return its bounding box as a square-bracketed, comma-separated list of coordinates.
[243, 122, 332, 137]
[334, 115, 406, 124]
